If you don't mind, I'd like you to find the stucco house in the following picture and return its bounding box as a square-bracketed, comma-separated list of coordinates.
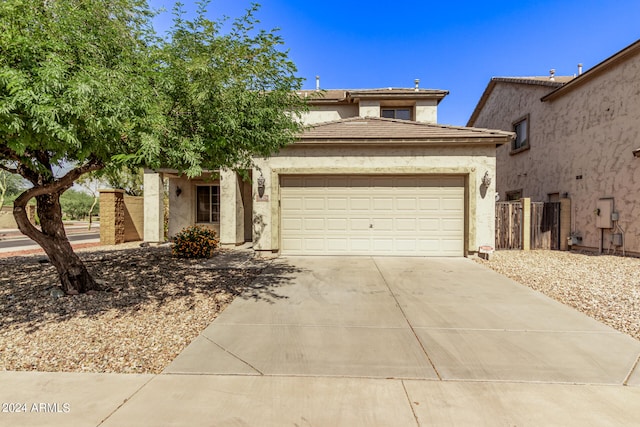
[143, 84, 513, 257]
[468, 39, 640, 255]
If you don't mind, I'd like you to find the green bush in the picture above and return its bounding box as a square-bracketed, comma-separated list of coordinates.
[172, 225, 219, 258]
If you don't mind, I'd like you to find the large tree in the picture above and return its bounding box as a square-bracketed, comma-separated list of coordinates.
[0, 0, 307, 294]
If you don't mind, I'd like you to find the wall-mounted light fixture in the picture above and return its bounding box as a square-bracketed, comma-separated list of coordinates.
[176, 186, 182, 197]
[257, 174, 266, 198]
[633, 148, 640, 158]
[481, 171, 492, 187]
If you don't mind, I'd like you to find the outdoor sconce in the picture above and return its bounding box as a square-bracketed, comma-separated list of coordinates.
[481, 171, 492, 187]
[257, 174, 266, 198]
[175, 186, 182, 197]
[633, 148, 640, 158]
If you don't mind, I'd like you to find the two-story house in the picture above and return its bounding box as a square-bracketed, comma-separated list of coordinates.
[468, 39, 640, 255]
[143, 84, 513, 257]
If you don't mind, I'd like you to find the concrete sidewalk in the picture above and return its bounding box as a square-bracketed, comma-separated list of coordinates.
[2, 256, 640, 426]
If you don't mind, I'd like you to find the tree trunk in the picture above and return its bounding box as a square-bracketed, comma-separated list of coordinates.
[14, 191, 99, 294]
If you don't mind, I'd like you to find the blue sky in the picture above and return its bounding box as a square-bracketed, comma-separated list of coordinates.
[148, 0, 640, 126]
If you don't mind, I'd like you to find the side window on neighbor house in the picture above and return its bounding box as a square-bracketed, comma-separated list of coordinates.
[512, 115, 529, 152]
[196, 185, 220, 223]
[381, 108, 412, 120]
[506, 190, 523, 201]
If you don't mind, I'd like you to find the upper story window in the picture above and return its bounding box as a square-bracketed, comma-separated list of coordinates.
[381, 108, 412, 120]
[511, 115, 530, 153]
[196, 185, 220, 223]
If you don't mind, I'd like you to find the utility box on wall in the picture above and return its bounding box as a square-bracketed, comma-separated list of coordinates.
[596, 198, 614, 229]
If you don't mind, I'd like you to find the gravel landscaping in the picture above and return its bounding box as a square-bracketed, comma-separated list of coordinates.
[0, 244, 269, 374]
[475, 250, 640, 341]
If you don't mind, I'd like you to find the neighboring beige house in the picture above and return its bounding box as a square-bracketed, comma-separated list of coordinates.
[144, 85, 513, 257]
[468, 39, 640, 254]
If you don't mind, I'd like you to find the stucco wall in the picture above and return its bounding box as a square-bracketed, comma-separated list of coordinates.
[251, 145, 498, 254]
[415, 100, 438, 123]
[123, 195, 144, 242]
[473, 54, 640, 252]
[302, 105, 358, 125]
[168, 176, 220, 238]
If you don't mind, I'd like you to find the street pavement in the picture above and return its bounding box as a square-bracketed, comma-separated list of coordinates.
[0, 224, 100, 254]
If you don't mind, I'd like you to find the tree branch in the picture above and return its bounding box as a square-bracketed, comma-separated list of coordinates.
[14, 159, 104, 207]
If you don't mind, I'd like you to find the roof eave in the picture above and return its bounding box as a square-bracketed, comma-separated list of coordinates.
[542, 39, 640, 102]
[294, 137, 511, 146]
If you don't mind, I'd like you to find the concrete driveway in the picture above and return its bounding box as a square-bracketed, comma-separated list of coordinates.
[14, 255, 637, 426]
[163, 256, 640, 384]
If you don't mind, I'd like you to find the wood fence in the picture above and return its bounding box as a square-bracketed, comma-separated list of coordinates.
[495, 202, 523, 249]
[531, 202, 561, 250]
[496, 200, 561, 250]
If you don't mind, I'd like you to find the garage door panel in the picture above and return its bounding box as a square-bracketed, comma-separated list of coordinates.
[419, 218, 440, 232]
[327, 218, 347, 230]
[327, 176, 349, 187]
[442, 198, 464, 211]
[282, 238, 303, 251]
[396, 198, 417, 211]
[372, 218, 393, 231]
[395, 239, 417, 251]
[442, 218, 464, 231]
[304, 218, 325, 230]
[304, 198, 325, 210]
[280, 175, 464, 256]
[373, 238, 394, 251]
[328, 198, 348, 210]
[281, 197, 304, 211]
[350, 177, 371, 188]
[304, 239, 325, 251]
[396, 218, 417, 231]
[350, 198, 370, 210]
[419, 198, 441, 210]
[327, 238, 349, 251]
[372, 198, 393, 210]
[350, 239, 371, 251]
[350, 218, 371, 231]
[282, 218, 303, 231]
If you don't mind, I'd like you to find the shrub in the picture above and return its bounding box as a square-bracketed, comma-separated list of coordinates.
[172, 225, 219, 258]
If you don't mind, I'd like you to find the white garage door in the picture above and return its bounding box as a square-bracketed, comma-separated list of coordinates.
[280, 175, 464, 256]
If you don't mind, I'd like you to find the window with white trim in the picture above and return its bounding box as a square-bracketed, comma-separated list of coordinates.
[196, 185, 220, 223]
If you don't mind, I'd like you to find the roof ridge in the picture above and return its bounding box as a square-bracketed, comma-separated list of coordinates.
[304, 116, 515, 139]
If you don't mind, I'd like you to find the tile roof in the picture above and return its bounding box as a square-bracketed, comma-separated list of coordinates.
[298, 117, 514, 145]
[491, 76, 574, 86]
[297, 88, 449, 104]
[467, 76, 574, 126]
[542, 39, 640, 101]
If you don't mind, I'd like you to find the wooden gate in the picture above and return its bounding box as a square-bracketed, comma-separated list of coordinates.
[531, 202, 561, 250]
[495, 201, 523, 249]
[495, 201, 561, 250]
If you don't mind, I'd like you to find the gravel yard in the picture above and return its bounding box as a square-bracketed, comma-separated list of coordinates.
[475, 250, 640, 340]
[0, 244, 266, 374]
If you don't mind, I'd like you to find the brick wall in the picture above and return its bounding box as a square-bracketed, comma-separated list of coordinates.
[99, 190, 125, 245]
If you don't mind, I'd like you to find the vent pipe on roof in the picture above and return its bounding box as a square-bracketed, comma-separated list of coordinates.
[549, 69, 556, 81]
[414, 78, 420, 91]
[578, 63, 583, 75]
[315, 75, 320, 91]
